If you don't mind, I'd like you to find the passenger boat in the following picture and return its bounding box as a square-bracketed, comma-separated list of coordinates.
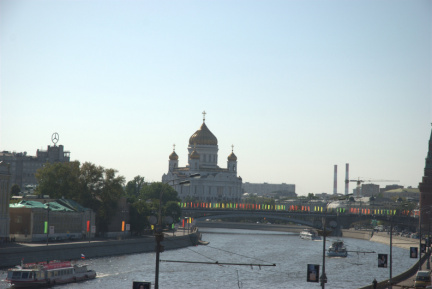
[299, 229, 321, 240]
[327, 240, 348, 257]
[5, 260, 96, 287]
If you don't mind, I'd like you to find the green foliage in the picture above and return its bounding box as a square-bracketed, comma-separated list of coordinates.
[125, 175, 145, 201]
[35, 161, 81, 199]
[35, 161, 125, 234]
[164, 201, 182, 223]
[307, 193, 318, 200]
[140, 182, 180, 205]
[129, 199, 151, 234]
[136, 182, 181, 230]
[10, 184, 21, 197]
[243, 195, 275, 205]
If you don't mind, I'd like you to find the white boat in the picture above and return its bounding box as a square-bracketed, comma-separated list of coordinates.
[300, 229, 321, 240]
[327, 240, 348, 257]
[5, 260, 96, 288]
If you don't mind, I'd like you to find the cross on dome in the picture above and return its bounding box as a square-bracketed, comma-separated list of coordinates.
[202, 110, 206, 122]
[173, 144, 176, 151]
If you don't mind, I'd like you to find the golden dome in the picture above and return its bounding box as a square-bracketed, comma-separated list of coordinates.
[169, 151, 178, 160]
[190, 149, 200, 159]
[189, 122, 218, 146]
[228, 152, 237, 161]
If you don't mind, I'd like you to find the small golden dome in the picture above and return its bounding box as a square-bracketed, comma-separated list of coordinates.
[189, 122, 218, 146]
[190, 149, 200, 160]
[228, 152, 237, 161]
[169, 151, 178, 160]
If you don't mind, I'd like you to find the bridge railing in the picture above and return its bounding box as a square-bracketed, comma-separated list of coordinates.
[180, 201, 417, 219]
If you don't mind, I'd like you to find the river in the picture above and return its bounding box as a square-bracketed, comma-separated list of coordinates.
[0, 228, 418, 289]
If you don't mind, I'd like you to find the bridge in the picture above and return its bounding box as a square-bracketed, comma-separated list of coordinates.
[181, 208, 419, 235]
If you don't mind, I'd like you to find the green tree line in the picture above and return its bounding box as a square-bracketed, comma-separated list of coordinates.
[33, 161, 181, 235]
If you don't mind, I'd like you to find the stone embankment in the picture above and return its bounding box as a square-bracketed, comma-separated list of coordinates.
[342, 229, 420, 250]
[0, 230, 200, 269]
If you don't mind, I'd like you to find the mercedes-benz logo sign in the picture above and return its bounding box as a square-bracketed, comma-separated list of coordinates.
[52, 132, 59, 145]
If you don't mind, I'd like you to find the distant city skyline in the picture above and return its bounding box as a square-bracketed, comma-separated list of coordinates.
[1, 0, 431, 195]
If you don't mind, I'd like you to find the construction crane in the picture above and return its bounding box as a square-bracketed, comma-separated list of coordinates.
[346, 178, 399, 197]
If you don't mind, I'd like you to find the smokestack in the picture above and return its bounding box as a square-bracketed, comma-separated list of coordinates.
[345, 163, 349, 195]
[333, 165, 337, 195]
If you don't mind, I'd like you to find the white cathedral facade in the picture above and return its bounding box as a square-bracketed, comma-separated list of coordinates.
[162, 113, 242, 202]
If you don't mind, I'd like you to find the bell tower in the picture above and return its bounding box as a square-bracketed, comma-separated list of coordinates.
[419, 124, 432, 229]
[227, 145, 237, 173]
[168, 144, 179, 172]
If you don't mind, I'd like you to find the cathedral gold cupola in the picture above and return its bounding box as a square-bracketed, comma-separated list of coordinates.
[189, 111, 218, 146]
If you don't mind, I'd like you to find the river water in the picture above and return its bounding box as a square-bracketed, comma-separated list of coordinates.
[0, 228, 418, 289]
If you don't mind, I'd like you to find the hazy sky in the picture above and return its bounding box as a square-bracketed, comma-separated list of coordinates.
[1, 0, 431, 196]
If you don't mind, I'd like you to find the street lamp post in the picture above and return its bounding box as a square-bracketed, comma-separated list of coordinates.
[46, 204, 50, 246]
[172, 211, 177, 237]
[389, 217, 393, 289]
[89, 209, 92, 244]
[121, 208, 128, 240]
[320, 204, 328, 289]
[154, 174, 200, 289]
[388, 203, 409, 288]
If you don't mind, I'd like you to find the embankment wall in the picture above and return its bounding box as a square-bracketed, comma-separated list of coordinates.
[0, 233, 199, 269]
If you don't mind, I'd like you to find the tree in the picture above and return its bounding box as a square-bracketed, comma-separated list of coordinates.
[164, 201, 182, 223]
[129, 199, 151, 235]
[307, 193, 317, 200]
[83, 165, 125, 233]
[125, 175, 145, 200]
[10, 184, 21, 198]
[140, 182, 180, 229]
[35, 161, 81, 199]
[140, 182, 180, 205]
[35, 161, 126, 235]
[243, 195, 275, 205]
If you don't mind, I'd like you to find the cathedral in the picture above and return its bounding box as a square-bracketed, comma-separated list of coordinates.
[162, 112, 242, 202]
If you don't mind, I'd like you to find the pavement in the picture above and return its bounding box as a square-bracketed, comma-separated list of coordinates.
[0, 227, 194, 249]
[393, 261, 429, 289]
[367, 232, 429, 289]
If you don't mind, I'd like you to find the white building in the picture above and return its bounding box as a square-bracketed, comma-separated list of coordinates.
[162, 113, 242, 202]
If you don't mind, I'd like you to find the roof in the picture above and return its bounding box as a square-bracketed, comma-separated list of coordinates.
[10, 200, 47, 209]
[189, 122, 218, 145]
[10, 200, 75, 212]
[384, 188, 419, 194]
[416, 270, 431, 276]
[56, 198, 87, 212]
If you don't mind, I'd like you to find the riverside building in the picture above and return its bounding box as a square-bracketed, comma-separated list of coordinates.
[162, 112, 242, 203]
[0, 161, 11, 241]
[0, 133, 70, 189]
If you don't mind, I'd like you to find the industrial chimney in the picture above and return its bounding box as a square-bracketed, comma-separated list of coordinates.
[333, 165, 337, 195]
[345, 163, 349, 195]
